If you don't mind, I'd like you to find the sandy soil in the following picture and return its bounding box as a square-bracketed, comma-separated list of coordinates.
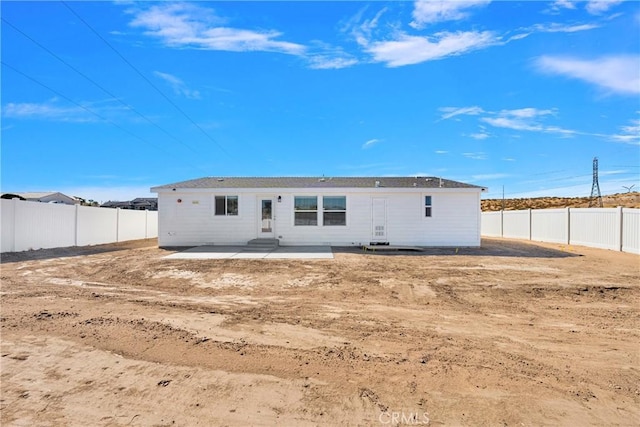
[1, 238, 639, 426]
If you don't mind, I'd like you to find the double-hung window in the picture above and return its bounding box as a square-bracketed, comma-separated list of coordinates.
[294, 196, 318, 225]
[215, 196, 238, 216]
[323, 196, 346, 226]
[424, 195, 432, 217]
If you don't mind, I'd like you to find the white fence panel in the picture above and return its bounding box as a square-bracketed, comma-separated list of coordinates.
[531, 208, 568, 244]
[502, 210, 530, 240]
[15, 200, 76, 252]
[77, 205, 118, 246]
[1, 199, 158, 253]
[146, 210, 158, 238]
[1, 199, 16, 253]
[622, 208, 640, 254]
[482, 207, 639, 254]
[118, 209, 148, 241]
[481, 211, 502, 237]
[570, 208, 620, 251]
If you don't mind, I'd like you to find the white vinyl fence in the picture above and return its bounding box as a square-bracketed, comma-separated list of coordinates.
[1, 199, 158, 253]
[482, 207, 640, 254]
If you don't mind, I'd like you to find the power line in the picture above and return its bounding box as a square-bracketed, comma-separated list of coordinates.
[1, 60, 208, 174]
[61, 0, 230, 157]
[1, 17, 201, 156]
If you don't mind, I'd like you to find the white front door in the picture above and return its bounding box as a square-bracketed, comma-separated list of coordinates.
[258, 198, 275, 237]
[371, 198, 387, 242]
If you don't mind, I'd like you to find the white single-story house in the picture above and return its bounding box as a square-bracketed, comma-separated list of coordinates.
[150, 176, 487, 247]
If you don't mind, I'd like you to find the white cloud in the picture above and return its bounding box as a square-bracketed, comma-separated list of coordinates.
[434, 150, 448, 154]
[439, 106, 484, 120]
[410, 0, 491, 28]
[503, 107, 555, 119]
[362, 138, 381, 149]
[533, 22, 600, 33]
[536, 54, 640, 95]
[440, 105, 583, 137]
[2, 98, 124, 122]
[469, 132, 490, 140]
[3, 102, 90, 122]
[551, 0, 577, 10]
[367, 31, 498, 67]
[586, 0, 623, 15]
[482, 116, 542, 131]
[463, 152, 487, 160]
[609, 117, 640, 145]
[306, 43, 359, 69]
[480, 108, 576, 134]
[348, 6, 389, 46]
[129, 3, 305, 55]
[508, 21, 598, 43]
[308, 56, 358, 70]
[154, 71, 200, 99]
[440, 106, 578, 136]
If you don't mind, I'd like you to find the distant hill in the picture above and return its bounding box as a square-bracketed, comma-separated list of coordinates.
[481, 192, 640, 212]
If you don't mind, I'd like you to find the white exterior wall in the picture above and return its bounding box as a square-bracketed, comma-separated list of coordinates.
[156, 188, 482, 247]
[502, 210, 531, 240]
[622, 208, 640, 254]
[157, 192, 257, 246]
[531, 208, 569, 244]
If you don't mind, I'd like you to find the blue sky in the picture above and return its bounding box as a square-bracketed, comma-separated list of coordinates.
[1, 0, 639, 202]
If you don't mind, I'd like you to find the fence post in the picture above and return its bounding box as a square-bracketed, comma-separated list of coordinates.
[528, 208, 532, 240]
[145, 210, 148, 239]
[617, 206, 623, 252]
[116, 208, 120, 242]
[566, 207, 571, 245]
[12, 198, 18, 252]
[500, 210, 504, 237]
[74, 204, 79, 247]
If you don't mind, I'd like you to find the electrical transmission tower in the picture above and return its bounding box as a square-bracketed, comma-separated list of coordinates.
[588, 157, 603, 208]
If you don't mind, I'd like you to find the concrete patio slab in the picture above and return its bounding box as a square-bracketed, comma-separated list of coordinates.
[164, 245, 334, 260]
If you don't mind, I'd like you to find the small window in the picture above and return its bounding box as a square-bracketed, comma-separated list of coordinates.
[425, 195, 432, 217]
[215, 196, 238, 216]
[294, 196, 318, 226]
[323, 196, 346, 226]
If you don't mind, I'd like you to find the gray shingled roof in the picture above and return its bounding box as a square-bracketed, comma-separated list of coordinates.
[151, 176, 484, 190]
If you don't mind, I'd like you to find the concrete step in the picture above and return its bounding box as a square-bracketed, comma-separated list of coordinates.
[246, 238, 279, 251]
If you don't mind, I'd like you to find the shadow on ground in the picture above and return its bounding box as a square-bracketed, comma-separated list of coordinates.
[0, 237, 582, 263]
[333, 238, 582, 259]
[0, 239, 159, 264]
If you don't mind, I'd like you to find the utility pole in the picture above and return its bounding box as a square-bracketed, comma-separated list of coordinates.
[501, 185, 505, 210]
[588, 157, 603, 208]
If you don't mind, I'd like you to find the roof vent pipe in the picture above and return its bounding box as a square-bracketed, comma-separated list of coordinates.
[375, 181, 380, 188]
[439, 177, 443, 188]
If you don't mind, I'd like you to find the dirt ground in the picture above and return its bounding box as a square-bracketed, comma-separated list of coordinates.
[1, 238, 638, 426]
